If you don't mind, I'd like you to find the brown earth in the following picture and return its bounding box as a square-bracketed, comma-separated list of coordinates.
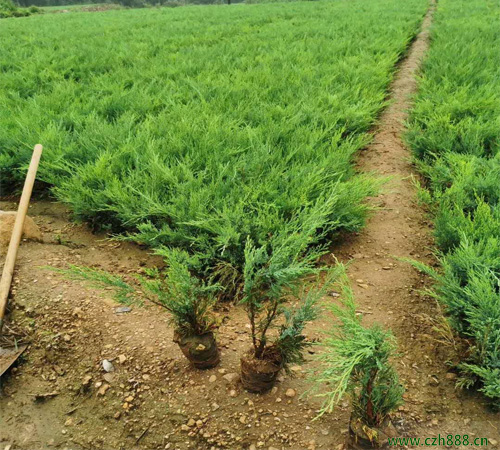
[1, 3, 499, 450]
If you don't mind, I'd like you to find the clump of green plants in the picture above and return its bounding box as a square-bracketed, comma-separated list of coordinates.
[311, 276, 403, 447]
[239, 225, 341, 392]
[406, 0, 500, 406]
[0, 0, 31, 17]
[52, 249, 222, 369]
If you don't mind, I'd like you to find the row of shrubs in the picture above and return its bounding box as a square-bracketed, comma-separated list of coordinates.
[0, 0, 40, 17]
[407, 0, 500, 405]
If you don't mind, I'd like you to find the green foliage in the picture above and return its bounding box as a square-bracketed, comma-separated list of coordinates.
[312, 274, 403, 427]
[137, 248, 220, 336]
[50, 248, 220, 337]
[406, 0, 500, 405]
[0, 0, 426, 293]
[0, 0, 31, 17]
[49, 264, 136, 304]
[241, 228, 322, 363]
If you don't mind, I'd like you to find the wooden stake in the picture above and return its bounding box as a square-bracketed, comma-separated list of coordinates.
[0, 144, 43, 333]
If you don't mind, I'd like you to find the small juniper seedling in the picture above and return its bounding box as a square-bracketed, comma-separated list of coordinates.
[312, 274, 403, 445]
[49, 248, 222, 369]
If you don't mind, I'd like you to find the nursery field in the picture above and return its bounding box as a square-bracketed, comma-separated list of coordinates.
[1, 0, 427, 284]
[407, 0, 500, 404]
[2, 0, 500, 449]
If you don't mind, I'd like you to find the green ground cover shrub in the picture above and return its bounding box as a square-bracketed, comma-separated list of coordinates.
[0, 0, 31, 17]
[407, 0, 500, 404]
[1, 0, 427, 293]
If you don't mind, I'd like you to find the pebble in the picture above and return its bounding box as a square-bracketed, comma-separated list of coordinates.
[103, 373, 115, 384]
[209, 375, 217, 383]
[222, 373, 239, 383]
[229, 390, 238, 398]
[285, 388, 296, 398]
[102, 360, 114, 373]
[187, 418, 196, 427]
[97, 384, 110, 396]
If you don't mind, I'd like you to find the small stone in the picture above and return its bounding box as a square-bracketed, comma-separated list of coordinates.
[212, 402, 220, 411]
[102, 360, 114, 373]
[285, 388, 296, 398]
[118, 354, 127, 364]
[358, 283, 369, 289]
[63, 334, 71, 342]
[196, 420, 203, 428]
[97, 384, 110, 396]
[209, 375, 217, 383]
[445, 372, 457, 380]
[114, 412, 121, 419]
[103, 373, 115, 384]
[64, 418, 74, 427]
[490, 439, 498, 446]
[275, 397, 282, 403]
[180, 424, 190, 432]
[239, 415, 247, 424]
[82, 375, 92, 387]
[222, 373, 239, 383]
[125, 395, 134, 403]
[229, 390, 238, 398]
[187, 418, 196, 427]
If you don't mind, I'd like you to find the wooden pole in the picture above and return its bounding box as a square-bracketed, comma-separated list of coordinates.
[0, 144, 43, 333]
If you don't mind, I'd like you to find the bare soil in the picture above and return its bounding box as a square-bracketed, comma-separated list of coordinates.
[1, 4, 499, 450]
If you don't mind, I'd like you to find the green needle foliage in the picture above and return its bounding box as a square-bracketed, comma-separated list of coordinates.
[312, 276, 403, 427]
[50, 248, 220, 337]
[137, 249, 220, 336]
[406, 0, 500, 405]
[1, 0, 427, 295]
[49, 264, 136, 304]
[241, 226, 343, 369]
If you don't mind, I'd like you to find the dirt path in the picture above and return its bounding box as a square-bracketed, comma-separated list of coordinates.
[1, 3, 499, 450]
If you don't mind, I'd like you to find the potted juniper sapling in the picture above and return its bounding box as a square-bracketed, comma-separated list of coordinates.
[52, 249, 221, 369]
[138, 250, 221, 369]
[312, 275, 403, 448]
[239, 235, 334, 393]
